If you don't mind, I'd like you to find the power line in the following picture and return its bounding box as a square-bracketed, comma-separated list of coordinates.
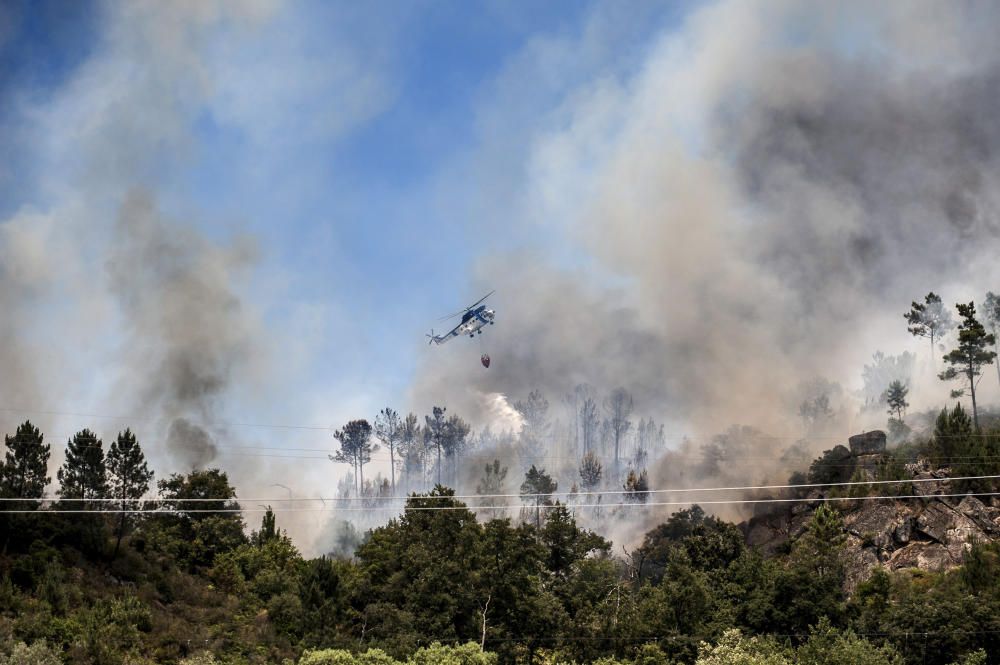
[6, 490, 999, 513]
[8, 472, 995, 503]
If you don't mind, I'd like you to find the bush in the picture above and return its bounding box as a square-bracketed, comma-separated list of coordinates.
[299, 649, 400, 665]
[407, 643, 497, 665]
[0, 641, 62, 665]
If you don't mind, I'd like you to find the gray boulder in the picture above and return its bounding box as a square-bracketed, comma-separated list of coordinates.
[849, 431, 887, 455]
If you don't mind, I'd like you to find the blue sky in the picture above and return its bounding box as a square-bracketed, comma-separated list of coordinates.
[0, 0, 688, 444]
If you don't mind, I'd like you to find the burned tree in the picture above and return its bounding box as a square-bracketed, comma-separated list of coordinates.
[603, 387, 633, 469]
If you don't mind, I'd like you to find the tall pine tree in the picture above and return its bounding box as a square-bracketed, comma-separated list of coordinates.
[0, 421, 50, 509]
[904, 292, 955, 367]
[0, 421, 50, 552]
[106, 428, 153, 557]
[330, 419, 375, 495]
[939, 302, 997, 430]
[57, 429, 108, 509]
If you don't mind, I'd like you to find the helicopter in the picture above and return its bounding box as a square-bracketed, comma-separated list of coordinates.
[426, 290, 495, 346]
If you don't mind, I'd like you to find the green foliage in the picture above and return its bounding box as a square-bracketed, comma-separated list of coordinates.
[5, 411, 1000, 665]
[939, 302, 997, 429]
[107, 428, 154, 557]
[885, 381, 909, 422]
[578, 451, 602, 491]
[797, 618, 903, 665]
[622, 469, 649, 503]
[949, 651, 987, 665]
[475, 459, 507, 497]
[374, 408, 402, 492]
[632, 643, 672, 665]
[904, 292, 954, 347]
[333, 419, 377, 493]
[407, 642, 497, 665]
[520, 465, 557, 529]
[155, 469, 247, 570]
[178, 654, 219, 665]
[637, 506, 746, 583]
[772, 506, 846, 634]
[540, 504, 609, 580]
[806, 445, 853, 486]
[356, 487, 485, 644]
[694, 629, 789, 665]
[1, 421, 50, 507]
[300, 649, 402, 665]
[57, 429, 108, 505]
[0, 641, 62, 665]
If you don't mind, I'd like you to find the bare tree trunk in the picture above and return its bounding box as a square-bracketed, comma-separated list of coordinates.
[113, 492, 127, 559]
[480, 593, 491, 651]
[389, 442, 395, 494]
[969, 363, 980, 431]
[994, 324, 1000, 388]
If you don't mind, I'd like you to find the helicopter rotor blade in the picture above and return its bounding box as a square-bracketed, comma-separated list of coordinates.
[466, 290, 495, 310]
[436, 290, 494, 322]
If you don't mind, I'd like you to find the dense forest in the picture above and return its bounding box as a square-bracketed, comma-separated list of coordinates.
[2, 406, 1000, 665]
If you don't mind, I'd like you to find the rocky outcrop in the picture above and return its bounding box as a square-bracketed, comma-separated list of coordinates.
[745, 493, 1000, 592]
[742, 429, 1000, 593]
[849, 431, 886, 455]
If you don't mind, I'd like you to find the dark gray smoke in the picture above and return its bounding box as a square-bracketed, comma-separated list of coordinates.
[108, 190, 259, 469]
[410, 0, 1000, 438]
[401, 2, 1000, 545]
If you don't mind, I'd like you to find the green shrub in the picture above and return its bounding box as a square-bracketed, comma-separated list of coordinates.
[0, 641, 62, 665]
[406, 642, 497, 665]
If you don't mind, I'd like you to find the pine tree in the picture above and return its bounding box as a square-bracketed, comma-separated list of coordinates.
[983, 291, 1000, 388]
[939, 302, 997, 430]
[623, 469, 650, 503]
[424, 407, 448, 485]
[476, 459, 508, 518]
[578, 451, 602, 492]
[373, 407, 402, 494]
[604, 387, 633, 469]
[106, 428, 153, 557]
[580, 397, 599, 454]
[0, 421, 50, 509]
[57, 429, 108, 509]
[885, 380, 909, 423]
[904, 292, 955, 366]
[253, 507, 278, 546]
[442, 413, 471, 485]
[514, 390, 550, 462]
[520, 465, 557, 530]
[331, 419, 375, 494]
[397, 412, 424, 485]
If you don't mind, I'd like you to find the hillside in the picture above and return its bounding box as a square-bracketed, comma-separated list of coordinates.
[744, 430, 1000, 591]
[2, 416, 1000, 664]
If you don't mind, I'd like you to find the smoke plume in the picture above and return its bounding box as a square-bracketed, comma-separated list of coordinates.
[410, 0, 1000, 439]
[107, 191, 261, 469]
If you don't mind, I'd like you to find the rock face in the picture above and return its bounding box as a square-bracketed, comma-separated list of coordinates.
[849, 430, 886, 455]
[746, 494, 1000, 592]
[742, 430, 1000, 593]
